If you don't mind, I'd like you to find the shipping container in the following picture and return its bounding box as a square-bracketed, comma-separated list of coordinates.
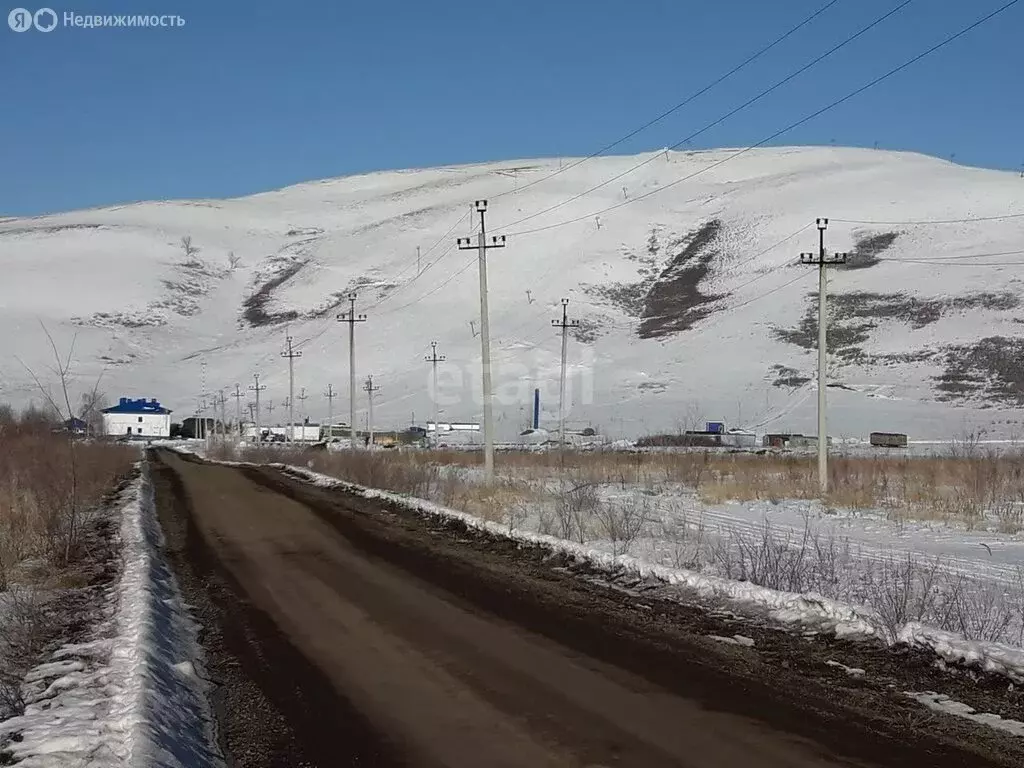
[870, 432, 908, 448]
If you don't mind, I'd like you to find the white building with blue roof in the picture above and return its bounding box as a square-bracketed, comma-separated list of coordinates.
[101, 397, 172, 438]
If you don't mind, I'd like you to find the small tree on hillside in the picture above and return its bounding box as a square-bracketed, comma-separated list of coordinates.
[181, 235, 202, 267]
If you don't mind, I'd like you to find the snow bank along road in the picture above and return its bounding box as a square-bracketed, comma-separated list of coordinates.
[149, 450, 1024, 767]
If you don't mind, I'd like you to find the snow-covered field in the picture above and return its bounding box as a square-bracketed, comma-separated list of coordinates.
[0, 467, 222, 768]
[1, 147, 1023, 441]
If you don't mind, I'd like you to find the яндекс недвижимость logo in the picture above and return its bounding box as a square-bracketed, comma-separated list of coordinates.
[8, 8, 185, 31]
[8, 7, 57, 31]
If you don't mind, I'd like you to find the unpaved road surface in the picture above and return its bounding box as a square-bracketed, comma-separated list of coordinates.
[150, 450, 1024, 767]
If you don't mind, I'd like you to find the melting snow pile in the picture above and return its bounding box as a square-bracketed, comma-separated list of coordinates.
[906, 692, 1024, 737]
[898, 623, 1024, 684]
[0, 466, 222, 767]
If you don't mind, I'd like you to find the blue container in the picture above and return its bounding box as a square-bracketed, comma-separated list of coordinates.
[706, 421, 724, 434]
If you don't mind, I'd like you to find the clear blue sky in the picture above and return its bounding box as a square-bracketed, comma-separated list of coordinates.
[2, 0, 1021, 215]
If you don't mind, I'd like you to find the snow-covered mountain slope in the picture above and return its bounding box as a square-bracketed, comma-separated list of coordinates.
[2, 146, 1023, 440]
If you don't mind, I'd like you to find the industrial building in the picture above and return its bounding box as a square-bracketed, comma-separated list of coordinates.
[102, 397, 172, 438]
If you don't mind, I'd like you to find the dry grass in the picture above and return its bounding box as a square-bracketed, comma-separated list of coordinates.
[442, 449, 1024, 529]
[0, 414, 135, 719]
[0, 423, 135, 589]
[217, 443, 1024, 529]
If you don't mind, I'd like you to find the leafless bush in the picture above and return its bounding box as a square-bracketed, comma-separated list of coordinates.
[536, 505, 557, 537]
[0, 586, 55, 719]
[505, 500, 530, 535]
[993, 501, 1024, 534]
[656, 506, 707, 570]
[554, 482, 600, 544]
[181, 235, 202, 267]
[857, 554, 946, 640]
[594, 496, 650, 556]
[949, 429, 984, 459]
[710, 520, 819, 593]
[943, 576, 1016, 643]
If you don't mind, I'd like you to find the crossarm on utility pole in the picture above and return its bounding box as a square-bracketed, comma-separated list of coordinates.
[231, 384, 244, 436]
[363, 375, 380, 447]
[799, 217, 847, 496]
[282, 332, 302, 443]
[552, 298, 580, 447]
[425, 341, 446, 449]
[457, 200, 507, 484]
[249, 373, 266, 443]
[337, 293, 368, 448]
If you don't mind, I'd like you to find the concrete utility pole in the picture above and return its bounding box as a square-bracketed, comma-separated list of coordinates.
[799, 217, 847, 496]
[218, 389, 227, 441]
[424, 341, 446, 449]
[363, 375, 380, 447]
[337, 293, 367, 448]
[457, 199, 506, 484]
[296, 387, 308, 424]
[194, 401, 203, 440]
[324, 383, 337, 439]
[552, 298, 580, 447]
[249, 373, 266, 442]
[231, 384, 244, 436]
[282, 331, 302, 443]
[199, 360, 208, 441]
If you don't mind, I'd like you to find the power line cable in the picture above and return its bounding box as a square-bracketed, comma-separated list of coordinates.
[883, 258, 1024, 267]
[499, 0, 1020, 239]
[354, 3, 846, 322]
[486, 0, 845, 202]
[882, 248, 1024, 261]
[726, 271, 816, 312]
[834, 212, 1024, 225]
[495, 0, 916, 233]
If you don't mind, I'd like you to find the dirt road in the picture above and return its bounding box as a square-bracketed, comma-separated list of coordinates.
[149, 450, 1023, 767]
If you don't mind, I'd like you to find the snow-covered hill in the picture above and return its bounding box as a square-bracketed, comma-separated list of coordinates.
[2, 146, 1023, 440]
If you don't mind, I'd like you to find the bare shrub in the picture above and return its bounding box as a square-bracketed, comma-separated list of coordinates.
[711, 520, 817, 593]
[554, 482, 600, 544]
[0, 586, 55, 719]
[993, 501, 1024, 534]
[181, 235, 202, 267]
[505, 500, 530, 534]
[943, 577, 1016, 643]
[536, 505, 557, 537]
[657, 505, 706, 570]
[857, 554, 948, 640]
[594, 496, 650, 556]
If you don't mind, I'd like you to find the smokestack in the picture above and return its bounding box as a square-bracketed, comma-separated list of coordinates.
[533, 388, 540, 430]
